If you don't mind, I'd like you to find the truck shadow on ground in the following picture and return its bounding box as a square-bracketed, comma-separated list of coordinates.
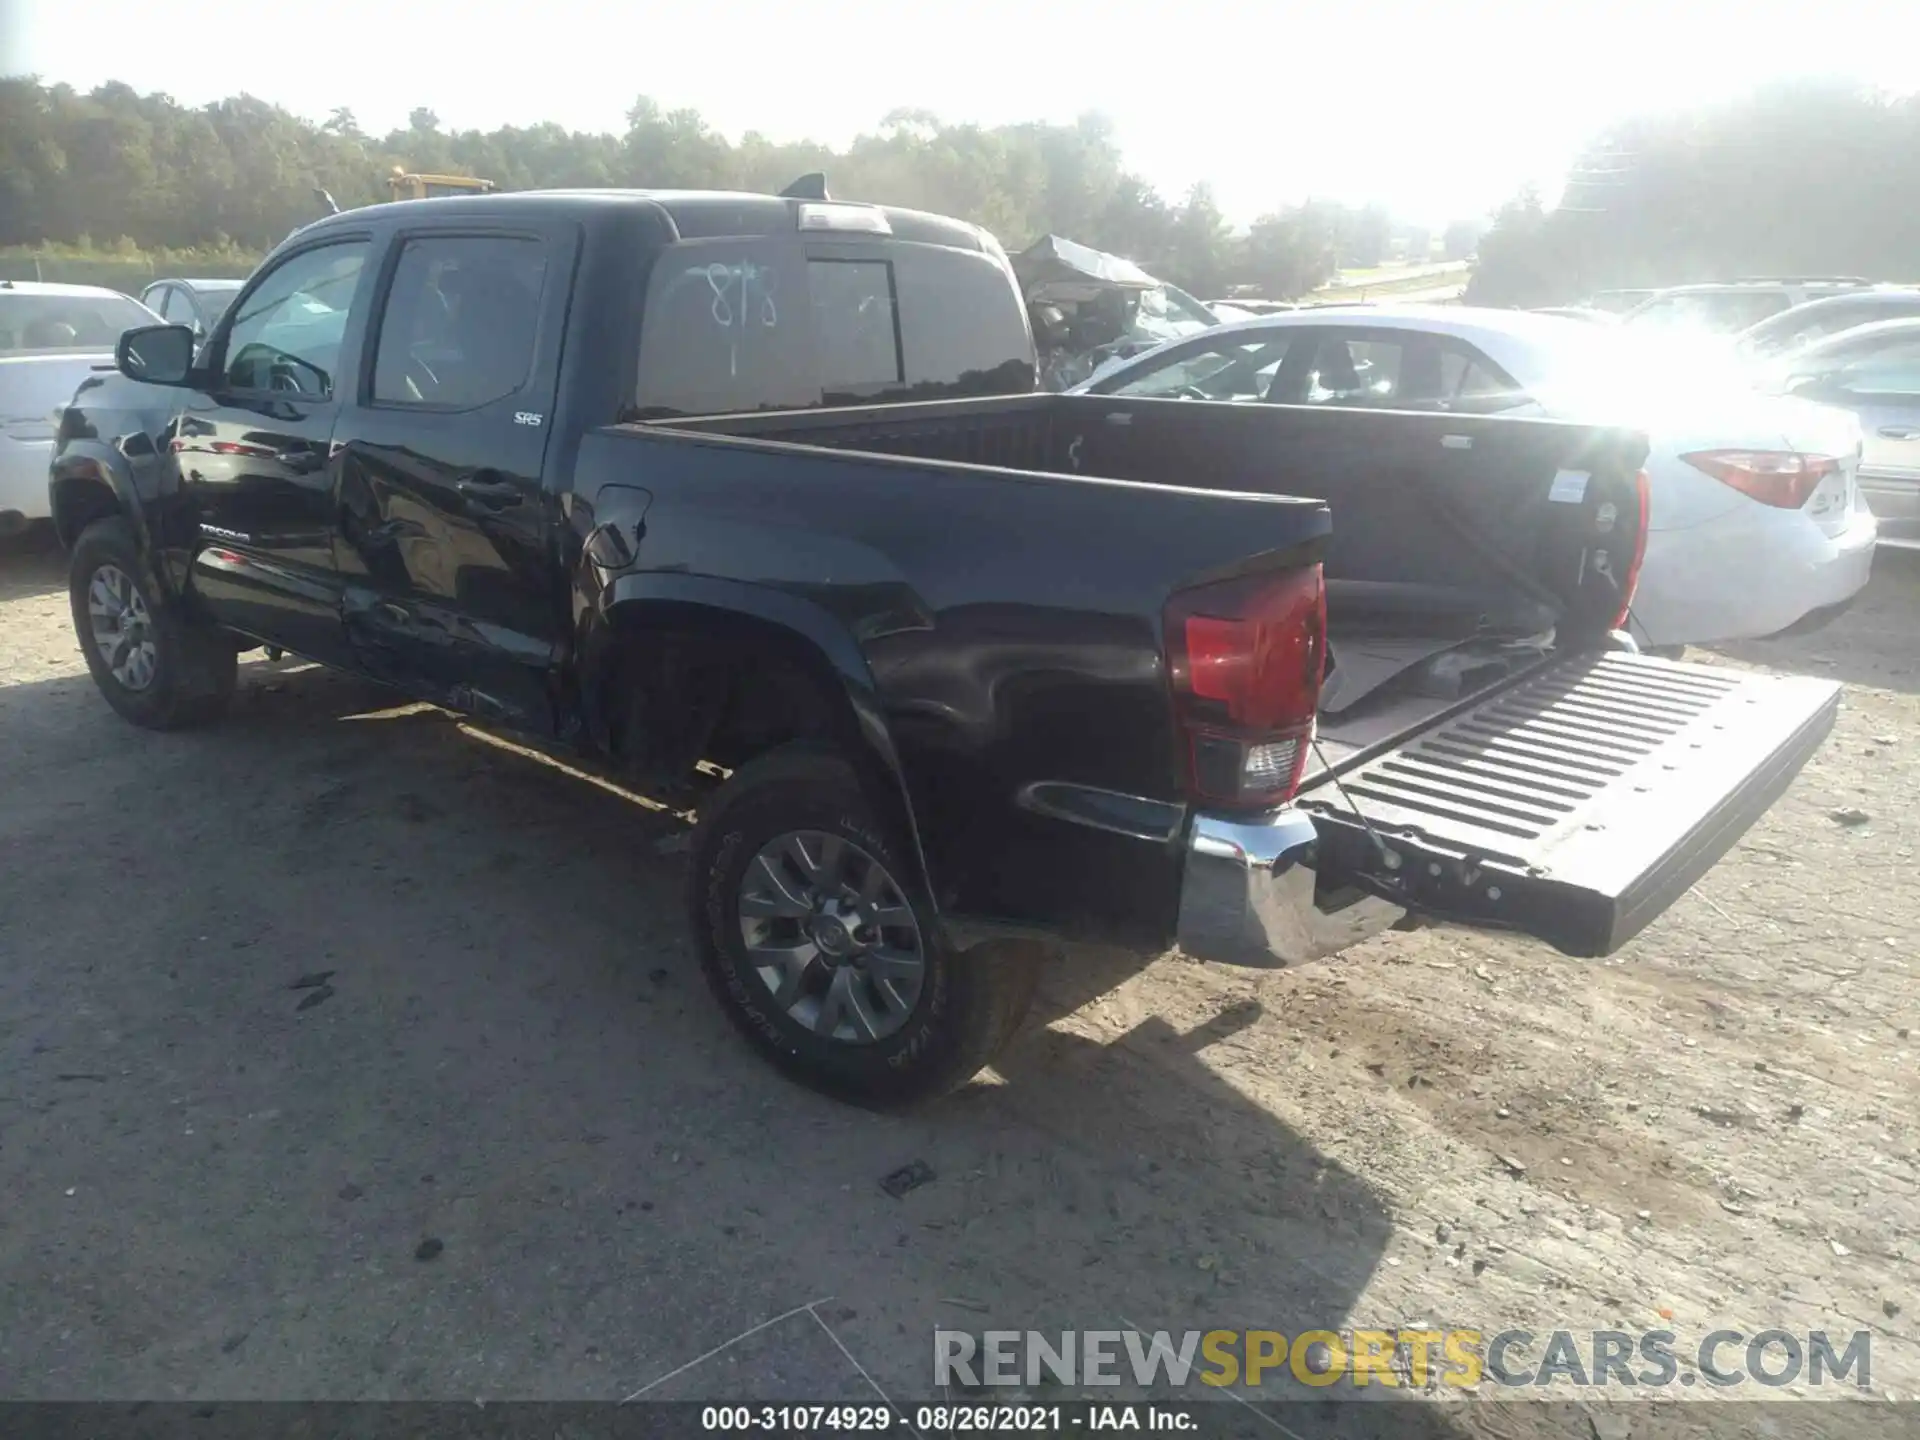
[0, 528, 64, 601]
[0, 657, 1539, 1436]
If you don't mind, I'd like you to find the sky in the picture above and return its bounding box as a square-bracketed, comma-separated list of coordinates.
[3, 0, 1916, 227]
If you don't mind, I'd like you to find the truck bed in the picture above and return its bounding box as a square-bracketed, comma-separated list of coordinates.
[660, 390, 1646, 721]
[649, 395, 1838, 958]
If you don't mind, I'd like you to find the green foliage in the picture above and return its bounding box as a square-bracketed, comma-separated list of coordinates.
[0, 239, 259, 292]
[0, 76, 1422, 300]
[1467, 83, 1920, 305]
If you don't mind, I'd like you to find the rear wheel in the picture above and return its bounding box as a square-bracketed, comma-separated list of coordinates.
[689, 746, 1039, 1106]
[68, 516, 236, 730]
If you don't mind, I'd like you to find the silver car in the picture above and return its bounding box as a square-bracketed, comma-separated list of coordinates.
[1765, 317, 1920, 549]
[1736, 287, 1920, 360]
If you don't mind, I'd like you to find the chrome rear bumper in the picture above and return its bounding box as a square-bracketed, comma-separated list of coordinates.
[1175, 807, 1404, 968]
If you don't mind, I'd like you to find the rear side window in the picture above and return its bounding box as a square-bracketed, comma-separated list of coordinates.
[372, 235, 547, 409]
[1437, 346, 1528, 413]
[633, 238, 1033, 418]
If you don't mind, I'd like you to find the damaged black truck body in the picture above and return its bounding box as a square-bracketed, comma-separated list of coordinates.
[51, 186, 1839, 1104]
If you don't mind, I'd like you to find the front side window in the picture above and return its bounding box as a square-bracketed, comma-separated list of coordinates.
[1103, 336, 1293, 401]
[372, 235, 547, 409]
[221, 242, 368, 398]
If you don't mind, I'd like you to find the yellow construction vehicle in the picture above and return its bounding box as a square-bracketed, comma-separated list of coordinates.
[387, 168, 496, 202]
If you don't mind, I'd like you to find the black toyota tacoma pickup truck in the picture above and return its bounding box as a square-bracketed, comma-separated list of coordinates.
[50, 185, 1840, 1104]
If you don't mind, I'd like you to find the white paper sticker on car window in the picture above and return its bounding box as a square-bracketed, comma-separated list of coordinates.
[1548, 469, 1590, 504]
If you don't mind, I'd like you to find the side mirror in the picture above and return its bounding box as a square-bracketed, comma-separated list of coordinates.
[116, 324, 197, 386]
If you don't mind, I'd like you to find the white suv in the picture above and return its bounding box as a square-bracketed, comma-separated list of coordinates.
[1623, 277, 1873, 335]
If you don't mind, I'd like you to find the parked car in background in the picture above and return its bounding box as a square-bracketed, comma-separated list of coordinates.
[1531, 305, 1621, 324]
[1758, 317, 1920, 549]
[1623, 278, 1872, 335]
[1072, 304, 1875, 648]
[1, 280, 159, 537]
[138, 277, 245, 339]
[1583, 288, 1658, 314]
[1735, 287, 1920, 361]
[1211, 298, 1299, 317]
[1014, 235, 1226, 390]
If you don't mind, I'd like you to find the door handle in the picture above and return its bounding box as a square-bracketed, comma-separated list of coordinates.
[455, 475, 524, 508]
[1877, 427, 1920, 441]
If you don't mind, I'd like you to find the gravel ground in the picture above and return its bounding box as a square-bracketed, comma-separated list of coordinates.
[3, 531, 1917, 1436]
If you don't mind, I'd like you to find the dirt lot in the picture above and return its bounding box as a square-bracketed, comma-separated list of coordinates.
[3, 533, 1917, 1434]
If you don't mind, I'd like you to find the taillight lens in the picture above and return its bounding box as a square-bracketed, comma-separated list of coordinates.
[1612, 466, 1651, 631]
[1165, 565, 1326, 812]
[1681, 450, 1838, 509]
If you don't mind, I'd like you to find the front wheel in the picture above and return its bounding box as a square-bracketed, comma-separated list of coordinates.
[68, 516, 237, 730]
[688, 746, 1039, 1106]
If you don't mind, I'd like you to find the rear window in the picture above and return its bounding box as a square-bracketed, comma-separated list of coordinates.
[632, 238, 1033, 418]
[0, 291, 155, 354]
[806, 258, 902, 391]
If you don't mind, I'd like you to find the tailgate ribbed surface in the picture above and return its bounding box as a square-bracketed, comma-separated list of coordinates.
[1298, 650, 1840, 956]
[1316, 655, 1743, 845]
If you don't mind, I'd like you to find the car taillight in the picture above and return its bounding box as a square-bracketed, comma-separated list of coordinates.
[1613, 466, 1651, 631]
[1681, 450, 1838, 510]
[1164, 564, 1325, 812]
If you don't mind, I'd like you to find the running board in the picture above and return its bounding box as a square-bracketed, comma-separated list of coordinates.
[1297, 652, 1841, 957]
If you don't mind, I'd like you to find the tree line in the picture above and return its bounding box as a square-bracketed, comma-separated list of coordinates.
[0, 77, 1472, 298]
[1467, 82, 1920, 306]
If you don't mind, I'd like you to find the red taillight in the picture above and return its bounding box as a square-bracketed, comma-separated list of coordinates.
[1165, 565, 1325, 811]
[1613, 466, 1651, 631]
[1682, 450, 1838, 510]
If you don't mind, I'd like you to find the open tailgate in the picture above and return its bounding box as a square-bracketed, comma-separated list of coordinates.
[1297, 652, 1841, 957]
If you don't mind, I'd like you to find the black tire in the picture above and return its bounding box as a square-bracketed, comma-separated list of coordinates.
[689, 745, 1040, 1107]
[69, 516, 236, 730]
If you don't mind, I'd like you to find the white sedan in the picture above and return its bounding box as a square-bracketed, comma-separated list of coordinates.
[1072, 304, 1876, 649]
[2, 282, 162, 537]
